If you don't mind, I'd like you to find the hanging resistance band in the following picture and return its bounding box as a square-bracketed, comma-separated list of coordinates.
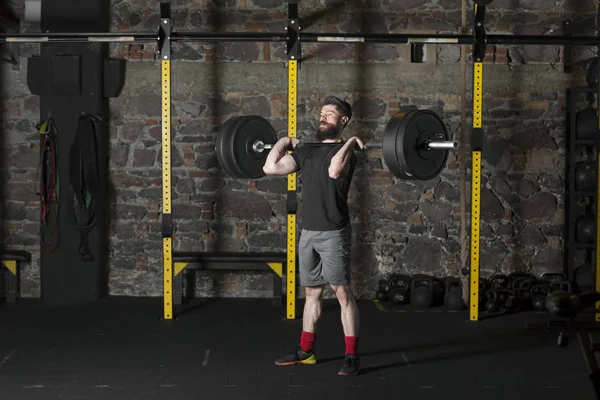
[69, 113, 103, 262]
[36, 117, 59, 252]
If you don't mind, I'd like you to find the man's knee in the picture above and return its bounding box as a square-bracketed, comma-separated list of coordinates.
[331, 284, 355, 306]
[305, 285, 324, 300]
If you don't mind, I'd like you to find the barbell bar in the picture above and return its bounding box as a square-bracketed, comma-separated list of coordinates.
[252, 138, 458, 153]
[216, 108, 457, 181]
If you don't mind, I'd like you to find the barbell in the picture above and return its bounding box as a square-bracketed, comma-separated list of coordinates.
[252, 138, 458, 152]
[215, 107, 459, 181]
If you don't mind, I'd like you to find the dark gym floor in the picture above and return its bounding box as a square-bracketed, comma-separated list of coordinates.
[0, 297, 598, 400]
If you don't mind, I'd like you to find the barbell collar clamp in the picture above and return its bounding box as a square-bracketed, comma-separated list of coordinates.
[253, 140, 269, 153]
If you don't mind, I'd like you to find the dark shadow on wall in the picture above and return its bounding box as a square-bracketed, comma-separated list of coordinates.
[0, 0, 14, 251]
[0, 1, 18, 301]
[181, 1, 226, 301]
[348, 7, 375, 297]
[506, 10, 595, 278]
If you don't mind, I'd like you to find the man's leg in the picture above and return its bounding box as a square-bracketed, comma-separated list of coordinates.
[330, 284, 360, 340]
[299, 285, 324, 354]
[275, 230, 326, 366]
[315, 224, 361, 375]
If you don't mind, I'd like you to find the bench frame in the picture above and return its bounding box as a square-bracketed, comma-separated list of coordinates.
[1, 250, 32, 303]
[167, 252, 292, 319]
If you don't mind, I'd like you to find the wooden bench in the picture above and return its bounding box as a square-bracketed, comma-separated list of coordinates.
[1, 250, 32, 303]
[172, 251, 288, 309]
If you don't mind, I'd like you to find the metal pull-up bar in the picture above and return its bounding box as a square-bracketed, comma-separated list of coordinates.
[2, 31, 600, 46]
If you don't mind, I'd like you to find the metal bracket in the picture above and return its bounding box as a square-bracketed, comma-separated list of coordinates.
[563, 20, 573, 74]
[157, 1, 172, 60]
[286, 1, 301, 65]
[472, 5, 486, 62]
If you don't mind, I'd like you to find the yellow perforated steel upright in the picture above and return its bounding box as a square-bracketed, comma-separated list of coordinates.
[158, 7, 174, 321]
[470, 3, 486, 322]
[469, 63, 483, 322]
[285, 2, 301, 320]
[162, 56, 173, 320]
[287, 59, 298, 320]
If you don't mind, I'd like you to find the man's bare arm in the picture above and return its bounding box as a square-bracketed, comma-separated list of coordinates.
[328, 137, 364, 179]
[263, 137, 300, 176]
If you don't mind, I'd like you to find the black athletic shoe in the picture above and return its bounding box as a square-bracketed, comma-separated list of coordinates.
[274, 347, 317, 366]
[338, 354, 360, 376]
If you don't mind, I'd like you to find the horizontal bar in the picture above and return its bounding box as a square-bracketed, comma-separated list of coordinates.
[0, 32, 156, 43]
[0, 32, 286, 44]
[255, 139, 459, 152]
[301, 32, 469, 44]
[180, 261, 280, 271]
[173, 251, 287, 263]
[1, 31, 600, 46]
[174, 32, 286, 42]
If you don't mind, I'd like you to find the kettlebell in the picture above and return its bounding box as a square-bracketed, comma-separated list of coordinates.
[508, 272, 536, 290]
[410, 275, 434, 308]
[443, 277, 465, 311]
[514, 278, 535, 310]
[485, 289, 501, 312]
[541, 272, 567, 283]
[375, 279, 389, 301]
[387, 274, 411, 304]
[485, 288, 511, 312]
[545, 280, 573, 315]
[489, 274, 509, 289]
[389, 286, 409, 304]
[530, 282, 549, 311]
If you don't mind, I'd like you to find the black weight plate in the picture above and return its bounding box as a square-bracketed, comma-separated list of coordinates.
[383, 109, 449, 180]
[382, 109, 413, 179]
[230, 115, 277, 179]
[216, 116, 246, 178]
[576, 108, 598, 140]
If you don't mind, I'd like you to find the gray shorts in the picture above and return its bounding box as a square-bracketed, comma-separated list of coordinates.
[298, 224, 352, 287]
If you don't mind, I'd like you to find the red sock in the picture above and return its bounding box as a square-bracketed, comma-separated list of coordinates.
[300, 331, 316, 352]
[345, 336, 359, 355]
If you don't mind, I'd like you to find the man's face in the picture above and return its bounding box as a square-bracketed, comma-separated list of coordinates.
[317, 105, 347, 141]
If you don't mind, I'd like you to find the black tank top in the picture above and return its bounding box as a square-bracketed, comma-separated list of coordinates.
[292, 143, 357, 231]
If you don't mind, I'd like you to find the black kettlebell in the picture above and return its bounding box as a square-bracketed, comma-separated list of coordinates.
[443, 277, 465, 311]
[388, 274, 411, 305]
[485, 289, 501, 312]
[489, 274, 509, 289]
[389, 286, 409, 304]
[541, 272, 567, 283]
[410, 275, 434, 308]
[508, 272, 536, 290]
[545, 280, 574, 316]
[514, 278, 535, 310]
[485, 288, 511, 312]
[375, 279, 388, 301]
[530, 282, 549, 311]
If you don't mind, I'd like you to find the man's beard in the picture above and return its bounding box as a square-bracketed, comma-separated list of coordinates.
[316, 122, 341, 141]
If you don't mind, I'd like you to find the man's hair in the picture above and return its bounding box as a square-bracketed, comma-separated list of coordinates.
[323, 95, 352, 123]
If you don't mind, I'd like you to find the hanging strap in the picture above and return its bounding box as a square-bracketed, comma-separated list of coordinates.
[69, 113, 102, 262]
[36, 117, 59, 252]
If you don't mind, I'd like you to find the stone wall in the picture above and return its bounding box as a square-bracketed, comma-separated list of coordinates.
[1, 0, 597, 299]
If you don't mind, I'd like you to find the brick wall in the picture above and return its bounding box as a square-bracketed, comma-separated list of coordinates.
[0, 0, 595, 299]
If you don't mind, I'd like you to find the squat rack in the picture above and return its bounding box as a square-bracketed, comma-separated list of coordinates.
[5, 0, 600, 321]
